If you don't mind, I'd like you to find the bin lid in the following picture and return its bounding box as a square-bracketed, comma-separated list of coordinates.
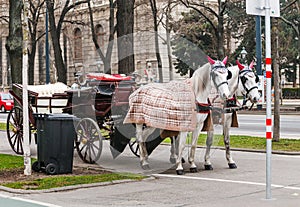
[47, 113, 79, 120]
[33, 113, 79, 121]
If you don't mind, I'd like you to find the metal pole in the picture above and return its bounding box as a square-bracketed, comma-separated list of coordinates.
[45, 7, 50, 84]
[265, 0, 272, 200]
[255, 16, 262, 75]
[22, 0, 31, 176]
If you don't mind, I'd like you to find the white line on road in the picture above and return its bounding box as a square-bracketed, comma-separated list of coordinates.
[153, 174, 300, 191]
[0, 193, 62, 207]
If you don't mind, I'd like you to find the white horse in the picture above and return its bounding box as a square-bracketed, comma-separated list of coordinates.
[124, 56, 231, 175]
[204, 60, 261, 170]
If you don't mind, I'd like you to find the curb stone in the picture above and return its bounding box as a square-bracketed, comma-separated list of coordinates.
[0, 176, 156, 194]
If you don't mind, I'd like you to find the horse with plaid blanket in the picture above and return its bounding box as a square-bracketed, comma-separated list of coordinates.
[204, 60, 261, 170]
[124, 56, 231, 175]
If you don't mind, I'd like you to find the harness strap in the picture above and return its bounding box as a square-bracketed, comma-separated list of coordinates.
[196, 100, 211, 114]
[225, 94, 238, 108]
[215, 81, 228, 89]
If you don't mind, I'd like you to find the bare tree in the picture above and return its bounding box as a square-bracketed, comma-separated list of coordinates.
[28, 0, 45, 84]
[46, 0, 88, 83]
[273, 18, 280, 142]
[116, 0, 135, 75]
[149, 0, 163, 82]
[6, 0, 23, 84]
[179, 0, 228, 59]
[160, 0, 179, 81]
[88, 0, 116, 74]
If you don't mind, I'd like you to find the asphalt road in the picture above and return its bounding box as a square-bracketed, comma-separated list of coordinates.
[1, 112, 300, 139]
[1, 141, 300, 207]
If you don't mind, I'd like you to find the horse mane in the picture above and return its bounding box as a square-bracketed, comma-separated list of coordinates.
[190, 63, 211, 99]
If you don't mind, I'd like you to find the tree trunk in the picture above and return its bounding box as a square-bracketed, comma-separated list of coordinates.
[88, 0, 115, 74]
[46, 0, 67, 83]
[273, 19, 280, 142]
[217, 1, 225, 59]
[150, 0, 163, 83]
[6, 0, 23, 84]
[116, 0, 135, 75]
[165, 0, 174, 81]
[166, 27, 173, 81]
[28, 38, 37, 85]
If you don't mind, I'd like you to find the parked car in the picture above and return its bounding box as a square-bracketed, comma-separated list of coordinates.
[0, 92, 14, 112]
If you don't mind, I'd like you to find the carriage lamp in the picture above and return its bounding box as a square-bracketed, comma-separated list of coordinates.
[240, 47, 248, 64]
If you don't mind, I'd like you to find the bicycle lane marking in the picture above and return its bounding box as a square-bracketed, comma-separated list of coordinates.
[0, 193, 61, 207]
[152, 174, 300, 191]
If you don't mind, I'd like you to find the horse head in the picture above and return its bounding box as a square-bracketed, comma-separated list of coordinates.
[208, 56, 231, 100]
[236, 60, 260, 103]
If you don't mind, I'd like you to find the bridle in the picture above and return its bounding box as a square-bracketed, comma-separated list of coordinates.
[239, 69, 259, 99]
[210, 64, 230, 90]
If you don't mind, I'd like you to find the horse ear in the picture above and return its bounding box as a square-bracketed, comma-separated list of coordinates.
[222, 56, 228, 65]
[236, 60, 244, 70]
[249, 60, 255, 69]
[207, 56, 215, 64]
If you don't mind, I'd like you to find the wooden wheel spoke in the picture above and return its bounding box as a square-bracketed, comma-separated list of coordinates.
[75, 118, 102, 163]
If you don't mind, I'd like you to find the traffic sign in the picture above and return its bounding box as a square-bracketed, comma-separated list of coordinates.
[246, 0, 280, 17]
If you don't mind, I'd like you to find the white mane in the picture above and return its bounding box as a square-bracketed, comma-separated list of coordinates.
[190, 63, 211, 103]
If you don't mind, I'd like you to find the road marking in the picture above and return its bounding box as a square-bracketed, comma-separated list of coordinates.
[153, 174, 300, 191]
[0, 193, 61, 207]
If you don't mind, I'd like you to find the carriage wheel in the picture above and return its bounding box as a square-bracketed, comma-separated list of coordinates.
[6, 106, 25, 155]
[75, 118, 103, 164]
[128, 138, 140, 157]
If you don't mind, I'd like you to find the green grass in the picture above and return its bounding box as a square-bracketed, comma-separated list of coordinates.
[3, 173, 144, 190]
[0, 154, 145, 190]
[0, 154, 36, 171]
[0, 123, 6, 131]
[163, 134, 300, 152]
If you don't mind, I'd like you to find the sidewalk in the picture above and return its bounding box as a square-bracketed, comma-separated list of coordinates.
[238, 98, 300, 114]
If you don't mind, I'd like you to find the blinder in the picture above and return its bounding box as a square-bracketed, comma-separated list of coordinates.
[227, 70, 232, 80]
[255, 74, 259, 83]
[241, 75, 247, 84]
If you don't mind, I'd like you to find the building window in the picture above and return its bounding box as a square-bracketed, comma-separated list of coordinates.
[95, 24, 105, 48]
[74, 28, 82, 60]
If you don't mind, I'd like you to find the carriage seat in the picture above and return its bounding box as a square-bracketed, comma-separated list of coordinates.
[96, 84, 115, 96]
[27, 82, 70, 113]
[27, 82, 70, 97]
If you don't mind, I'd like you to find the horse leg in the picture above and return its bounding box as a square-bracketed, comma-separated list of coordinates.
[169, 136, 177, 164]
[136, 125, 155, 170]
[204, 131, 214, 170]
[223, 114, 237, 169]
[176, 132, 188, 175]
[188, 126, 202, 173]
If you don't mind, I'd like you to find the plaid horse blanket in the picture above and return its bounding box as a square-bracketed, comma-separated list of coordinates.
[123, 80, 197, 131]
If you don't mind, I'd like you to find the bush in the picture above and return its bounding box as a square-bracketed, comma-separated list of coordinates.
[282, 88, 300, 99]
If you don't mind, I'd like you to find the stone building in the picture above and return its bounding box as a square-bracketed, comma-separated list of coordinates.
[0, 0, 189, 88]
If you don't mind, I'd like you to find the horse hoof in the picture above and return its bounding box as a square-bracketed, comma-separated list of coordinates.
[190, 167, 198, 173]
[228, 163, 237, 169]
[204, 165, 213, 170]
[176, 169, 184, 175]
[141, 164, 150, 170]
[169, 157, 176, 164]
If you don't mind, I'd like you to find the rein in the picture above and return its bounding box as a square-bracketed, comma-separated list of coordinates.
[239, 70, 258, 98]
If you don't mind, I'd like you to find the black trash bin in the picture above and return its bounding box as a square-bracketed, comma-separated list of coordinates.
[32, 113, 79, 175]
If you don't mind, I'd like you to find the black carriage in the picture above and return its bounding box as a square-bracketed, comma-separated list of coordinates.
[6, 73, 144, 165]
